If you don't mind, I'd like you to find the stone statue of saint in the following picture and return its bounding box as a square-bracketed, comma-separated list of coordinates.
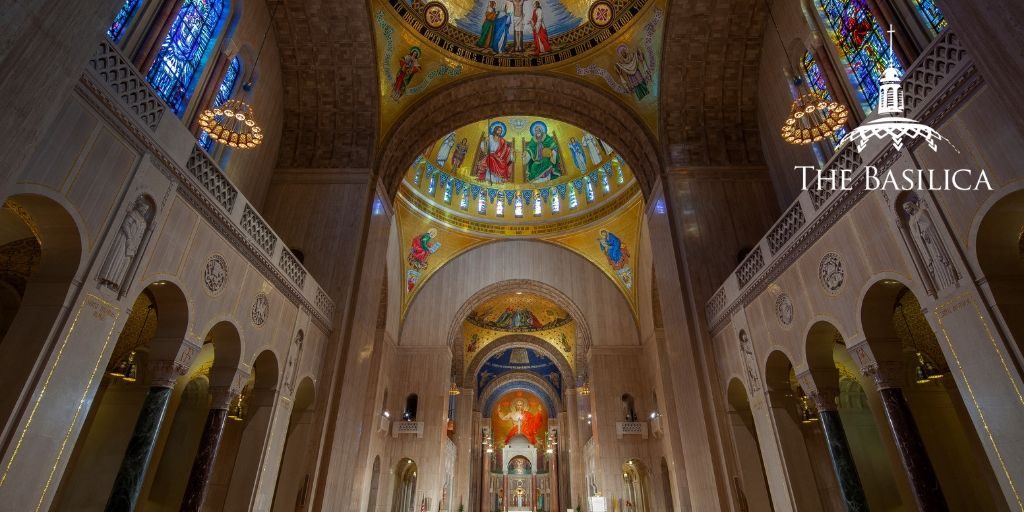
[903, 200, 958, 292]
[739, 331, 761, 392]
[98, 197, 152, 293]
[284, 331, 304, 394]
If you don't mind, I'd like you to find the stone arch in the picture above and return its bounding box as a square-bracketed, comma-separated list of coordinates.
[203, 320, 244, 388]
[0, 192, 84, 441]
[804, 319, 844, 372]
[377, 73, 662, 200]
[763, 348, 801, 392]
[971, 186, 1024, 353]
[221, 349, 280, 508]
[479, 370, 563, 416]
[464, 334, 575, 391]
[447, 278, 593, 378]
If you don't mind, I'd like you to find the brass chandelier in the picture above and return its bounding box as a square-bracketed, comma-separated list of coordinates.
[782, 92, 849, 145]
[199, 1, 279, 150]
[198, 98, 263, 149]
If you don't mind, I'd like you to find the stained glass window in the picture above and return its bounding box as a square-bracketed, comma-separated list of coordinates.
[107, 0, 142, 42]
[551, 192, 560, 213]
[477, 196, 487, 215]
[533, 195, 543, 216]
[912, 0, 947, 35]
[146, 0, 227, 115]
[568, 187, 578, 209]
[495, 198, 505, 216]
[801, 51, 848, 142]
[815, 0, 901, 113]
[199, 56, 240, 151]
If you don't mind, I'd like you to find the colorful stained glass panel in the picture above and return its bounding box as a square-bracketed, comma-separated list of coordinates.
[816, 0, 900, 113]
[146, 0, 227, 115]
[107, 0, 142, 42]
[912, 0, 947, 35]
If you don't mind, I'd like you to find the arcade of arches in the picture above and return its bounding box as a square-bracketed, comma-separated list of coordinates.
[2, 0, 1024, 511]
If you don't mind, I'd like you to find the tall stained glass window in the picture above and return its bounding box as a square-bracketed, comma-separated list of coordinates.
[107, 0, 142, 42]
[146, 0, 227, 115]
[815, 0, 900, 113]
[912, 0, 947, 35]
[801, 51, 848, 142]
[199, 56, 240, 151]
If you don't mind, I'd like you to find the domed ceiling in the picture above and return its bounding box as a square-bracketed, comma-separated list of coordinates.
[400, 116, 637, 234]
[388, 0, 650, 68]
[372, 0, 665, 138]
[396, 117, 644, 320]
[463, 292, 576, 375]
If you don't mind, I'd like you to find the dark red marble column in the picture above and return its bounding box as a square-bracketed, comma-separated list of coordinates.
[865, 362, 948, 512]
[179, 387, 235, 512]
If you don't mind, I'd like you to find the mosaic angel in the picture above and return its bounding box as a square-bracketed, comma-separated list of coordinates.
[391, 47, 422, 101]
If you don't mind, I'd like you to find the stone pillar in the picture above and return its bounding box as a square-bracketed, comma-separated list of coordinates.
[454, 388, 474, 511]
[763, 389, 825, 511]
[725, 409, 772, 512]
[851, 338, 948, 512]
[105, 340, 197, 511]
[179, 385, 239, 512]
[797, 369, 869, 512]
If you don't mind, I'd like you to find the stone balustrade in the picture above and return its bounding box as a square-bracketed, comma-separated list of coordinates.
[615, 421, 649, 439]
[705, 29, 978, 331]
[392, 420, 425, 438]
[82, 38, 336, 329]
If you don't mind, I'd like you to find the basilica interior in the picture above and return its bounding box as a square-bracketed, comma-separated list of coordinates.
[1, 0, 1023, 510]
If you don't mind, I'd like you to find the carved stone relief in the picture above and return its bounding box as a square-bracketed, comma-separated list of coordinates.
[900, 196, 960, 295]
[775, 293, 794, 327]
[818, 252, 845, 295]
[203, 254, 228, 294]
[251, 293, 269, 326]
[283, 329, 304, 395]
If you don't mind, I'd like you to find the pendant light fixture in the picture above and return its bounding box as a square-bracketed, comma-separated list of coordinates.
[109, 304, 154, 382]
[760, 0, 849, 145]
[897, 302, 943, 383]
[198, 1, 280, 149]
[228, 391, 246, 421]
[798, 393, 819, 424]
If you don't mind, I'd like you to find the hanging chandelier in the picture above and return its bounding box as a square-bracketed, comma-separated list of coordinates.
[798, 393, 819, 424]
[198, 1, 279, 150]
[449, 381, 461, 395]
[228, 392, 246, 421]
[198, 99, 263, 149]
[782, 92, 849, 145]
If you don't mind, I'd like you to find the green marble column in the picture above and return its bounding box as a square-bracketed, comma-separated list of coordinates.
[818, 409, 870, 512]
[105, 386, 173, 512]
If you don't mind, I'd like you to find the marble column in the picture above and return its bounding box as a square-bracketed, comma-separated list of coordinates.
[179, 386, 236, 512]
[105, 386, 173, 511]
[864, 362, 947, 512]
[105, 355, 191, 512]
[807, 389, 869, 512]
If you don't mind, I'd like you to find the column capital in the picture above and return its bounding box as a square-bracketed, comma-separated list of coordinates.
[796, 368, 840, 411]
[861, 361, 905, 390]
[147, 338, 202, 388]
[209, 367, 249, 409]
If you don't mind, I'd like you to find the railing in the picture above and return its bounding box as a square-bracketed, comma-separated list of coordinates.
[615, 421, 649, 439]
[392, 420, 424, 438]
[704, 30, 977, 331]
[83, 38, 336, 329]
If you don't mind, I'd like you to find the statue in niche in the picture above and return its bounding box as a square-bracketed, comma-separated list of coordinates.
[739, 331, 761, 392]
[903, 199, 959, 292]
[283, 330, 304, 394]
[98, 196, 153, 293]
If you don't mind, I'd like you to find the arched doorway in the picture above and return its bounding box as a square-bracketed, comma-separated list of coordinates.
[210, 349, 280, 509]
[803, 320, 902, 511]
[367, 456, 382, 512]
[53, 282, 193, 510]
[391, 458, 417, 512]
[763, 350, 836, 511]
[725, 378, 771, 512]
[272, 377, 317, 512]
[975, 189, 1024, 354]
[622, 459, 650, 512]
[859, 280, 1004, 509]
[0, 195, 82, 438]
[142, 320, 242, 510]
